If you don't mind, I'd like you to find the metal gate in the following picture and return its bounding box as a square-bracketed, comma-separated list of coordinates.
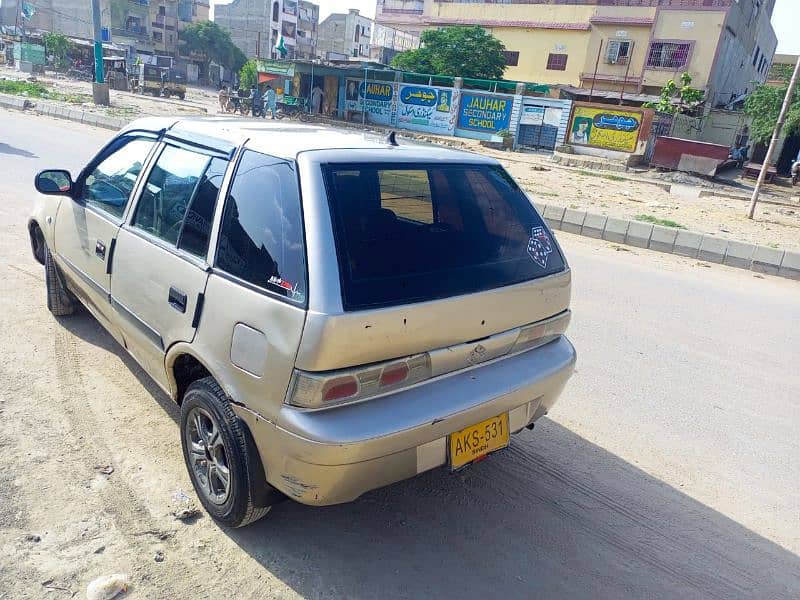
[518, 124, 559, 150]
[645, 112, 673, 163]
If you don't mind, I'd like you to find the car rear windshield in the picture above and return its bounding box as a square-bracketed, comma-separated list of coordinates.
[323, 163, 565, 310]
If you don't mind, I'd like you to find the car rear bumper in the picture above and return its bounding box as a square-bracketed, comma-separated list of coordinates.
[234, 335, 576, 506]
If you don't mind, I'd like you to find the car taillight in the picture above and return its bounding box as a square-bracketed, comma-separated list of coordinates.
[511, 311, 570, 354]
[287, 353, 432, 409]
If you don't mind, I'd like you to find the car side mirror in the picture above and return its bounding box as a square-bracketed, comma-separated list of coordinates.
[35, 170, 74, 196]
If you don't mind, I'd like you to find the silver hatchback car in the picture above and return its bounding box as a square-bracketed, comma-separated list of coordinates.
[29, 118, 576, 527]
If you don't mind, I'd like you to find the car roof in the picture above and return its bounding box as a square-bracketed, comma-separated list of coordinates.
[121, 117, 497, 164]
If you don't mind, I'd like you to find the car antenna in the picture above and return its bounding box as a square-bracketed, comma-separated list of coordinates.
[387, 131, 399, 146]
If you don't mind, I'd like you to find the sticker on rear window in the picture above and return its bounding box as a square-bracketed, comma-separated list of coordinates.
[527, 226, 553, 268]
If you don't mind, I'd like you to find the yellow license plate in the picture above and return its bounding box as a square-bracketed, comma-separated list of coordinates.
[449, 413, 509, 470]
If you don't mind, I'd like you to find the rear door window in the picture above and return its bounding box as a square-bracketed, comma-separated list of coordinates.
[325, 163, 564, 310]
[215, 150, 306, 304]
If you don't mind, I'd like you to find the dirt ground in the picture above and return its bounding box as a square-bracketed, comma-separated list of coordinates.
[3, 66, 798, 251]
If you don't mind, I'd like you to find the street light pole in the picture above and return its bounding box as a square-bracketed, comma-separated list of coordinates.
[91, 0, 109, 105]
[748, 54, 800, 219]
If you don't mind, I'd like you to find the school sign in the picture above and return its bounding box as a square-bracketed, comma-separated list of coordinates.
[457, 93, 512, 134]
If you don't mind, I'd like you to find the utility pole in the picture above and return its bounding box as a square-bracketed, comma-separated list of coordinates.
[91, 0, 109, 105]
[748, 54, 800, 219]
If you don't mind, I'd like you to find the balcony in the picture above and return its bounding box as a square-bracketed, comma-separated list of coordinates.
[111, 26, 149, 41]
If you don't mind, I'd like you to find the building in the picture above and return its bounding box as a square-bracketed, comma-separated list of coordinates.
[317, 8, 372, 60]
[370, 22, 418, 64]
[295, 0, 318, 60]
[375, 0, 777, 107]
[0, 0, 210, 59]
[214, 0, 320, 60]
[767, 53, 798, 87]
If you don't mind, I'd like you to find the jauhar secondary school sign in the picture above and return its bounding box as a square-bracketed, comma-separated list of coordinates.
[458, 93, 512, 133]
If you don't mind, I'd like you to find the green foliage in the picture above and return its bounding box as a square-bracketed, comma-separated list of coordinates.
[180, 21, 247, 74]
[0, 79, 89, 103]
[634, 214, 686, 229]
[578, 170, 625, 182]
[42, 32, 73, 70]
[391, 26, 507, 80]
[768, 63, 794, 83]
[744, 83, 800, 144]
[644, 72, 704, 115]
[239, 60, 258, 90]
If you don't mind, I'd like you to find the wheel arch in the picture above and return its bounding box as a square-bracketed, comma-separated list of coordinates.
[165, 344, 226, 405]
[28, 219, 46, 265]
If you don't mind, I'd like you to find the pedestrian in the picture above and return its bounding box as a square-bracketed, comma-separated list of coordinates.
[311, 84, 323, 114]
[251, 86, 262, 117]
[264, 85, 277, 120]
[218, 86, 229, 113]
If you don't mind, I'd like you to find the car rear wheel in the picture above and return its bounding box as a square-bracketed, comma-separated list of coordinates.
[180, 377, 277, 528]
[44, 245, 76, 316]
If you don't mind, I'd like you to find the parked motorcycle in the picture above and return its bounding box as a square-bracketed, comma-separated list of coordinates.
[275, 96, 311, 122]
[791, 161, 800, 186]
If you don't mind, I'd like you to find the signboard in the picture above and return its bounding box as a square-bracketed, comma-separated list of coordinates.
[257, 59, 295, 76]
[568, 106, 641, 153]
[345, 79, 394, 125]
[520, 106, 545, 126]
[13, 42, 44, 65]
[457, 93, 512, 133]
[397, 85, 454, 133]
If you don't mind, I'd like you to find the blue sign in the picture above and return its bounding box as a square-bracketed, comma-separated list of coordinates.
[359, 81, 393, 102]
[593, 113, 639, 132]
[457, 93, 512, 133]
[400, 85, 437, 106]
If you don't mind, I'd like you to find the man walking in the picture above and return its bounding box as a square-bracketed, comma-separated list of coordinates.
[263, 85, 277, 119]
[311, 84, 323, 115]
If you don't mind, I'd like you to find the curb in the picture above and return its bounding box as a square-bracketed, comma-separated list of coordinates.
[1, 93, 128, 131]
[534, 201, 799, 281]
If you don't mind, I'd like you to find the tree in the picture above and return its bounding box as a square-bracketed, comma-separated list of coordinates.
[180, 21, 247, 80]
[644, 72, 705, 115]
[43, 32, 73, 71]
[239, 59, 258, 90]
[745, 83, 800, 144]
[391, 26, 507, 80]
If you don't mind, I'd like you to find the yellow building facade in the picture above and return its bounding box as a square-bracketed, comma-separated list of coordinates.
[376, 0, 777, 107]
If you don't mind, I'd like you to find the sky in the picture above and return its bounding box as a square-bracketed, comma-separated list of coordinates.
[212, 0, 798, 53]
[772, 0, 800, 54]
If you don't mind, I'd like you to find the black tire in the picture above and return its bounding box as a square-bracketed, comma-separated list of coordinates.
[180, 377, 277, 528]
[44, 245, 76, 316]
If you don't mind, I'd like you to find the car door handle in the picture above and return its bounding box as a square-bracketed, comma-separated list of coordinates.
[95, 240, 106, 260]
[168, 286, 187, 313]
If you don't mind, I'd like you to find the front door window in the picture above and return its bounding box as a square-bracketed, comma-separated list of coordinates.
[83, 137, 156, 219]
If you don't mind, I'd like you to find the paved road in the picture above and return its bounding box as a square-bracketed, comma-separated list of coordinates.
[1, 109, 798, 599]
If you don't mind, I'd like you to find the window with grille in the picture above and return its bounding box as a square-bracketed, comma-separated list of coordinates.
[546, 53, 568, 71]
[606, 40, 631, 65]
[646, 42, 691, 69]
[502, 51, 519, 67]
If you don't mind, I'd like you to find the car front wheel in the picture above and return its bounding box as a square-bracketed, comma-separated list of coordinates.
[180, 377, 277, 527]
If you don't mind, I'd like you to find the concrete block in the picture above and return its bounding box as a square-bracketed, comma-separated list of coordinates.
[698, 235, 728, 264]
[543, 205, 566, 230]
[723, 241, 756, 269]
[779, 250, 800, 280]
[673, 230, 702, 258]
[602, 217, 629, 244]
[648, 225, 678, 253]
[561, 209, 586, 234]
[625, 220, 653, 249]
[581, 212, 607, 239]
[752, 245, 785, 275]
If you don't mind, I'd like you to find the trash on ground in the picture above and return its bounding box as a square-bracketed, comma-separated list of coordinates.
[154, 550, 165, 563]
[86, 573, 128, 600]
[173, 506, 201, 521]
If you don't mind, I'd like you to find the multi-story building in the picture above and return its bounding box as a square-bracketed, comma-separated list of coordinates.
[370, 23, 418, 64]
[214, 0, 320, 60]
[295, 0, 318, 60]
[375, 0, 777, 107]
[0, 0, 209, 59]
[317, 8, 372, 60]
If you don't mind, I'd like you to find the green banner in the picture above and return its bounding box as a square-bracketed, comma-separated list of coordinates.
[257, 59, 295, 76]
[13, 42, 45, 65]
